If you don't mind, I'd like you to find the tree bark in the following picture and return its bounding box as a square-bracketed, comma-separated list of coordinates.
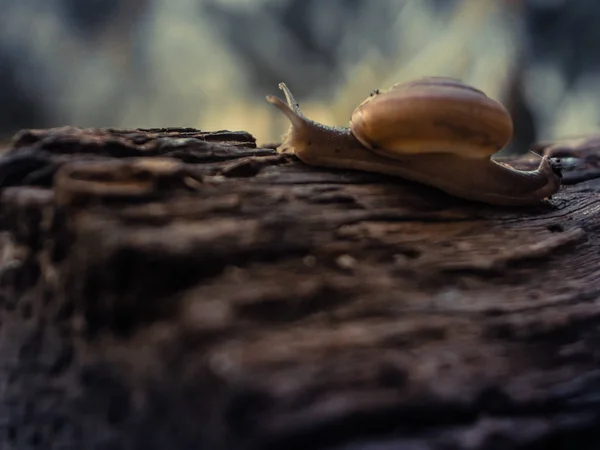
[1, 126, 600, 449]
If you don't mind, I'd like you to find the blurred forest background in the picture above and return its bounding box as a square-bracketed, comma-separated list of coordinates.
[1, 0, 599, 151]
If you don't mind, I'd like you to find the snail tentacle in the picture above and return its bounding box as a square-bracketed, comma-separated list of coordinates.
[265, 94, 308, 132]
[278, 82, 303, 115]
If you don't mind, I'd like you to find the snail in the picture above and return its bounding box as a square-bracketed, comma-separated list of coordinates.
[265, 77, 562, 206]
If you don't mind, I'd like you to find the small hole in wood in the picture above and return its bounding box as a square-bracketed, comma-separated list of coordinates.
[547, 224, 564, 233]
[402, 248, 421, 259]
[20, 302, 33, 320]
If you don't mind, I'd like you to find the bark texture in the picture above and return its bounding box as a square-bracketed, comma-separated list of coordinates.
[1, 126, 600, 449]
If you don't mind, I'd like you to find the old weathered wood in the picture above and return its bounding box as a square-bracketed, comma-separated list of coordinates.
[1, 126, 600, 449]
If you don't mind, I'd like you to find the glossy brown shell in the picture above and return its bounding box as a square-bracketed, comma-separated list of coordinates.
[349, 77, 513, 159]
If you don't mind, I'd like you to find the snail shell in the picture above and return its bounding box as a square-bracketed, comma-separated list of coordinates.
[266, 77, 562, 206]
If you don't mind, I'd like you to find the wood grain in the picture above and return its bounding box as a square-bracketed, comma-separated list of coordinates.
[1, 127, 600, 449]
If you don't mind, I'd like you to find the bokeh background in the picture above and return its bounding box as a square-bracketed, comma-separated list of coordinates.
[1, 0, 599, 152]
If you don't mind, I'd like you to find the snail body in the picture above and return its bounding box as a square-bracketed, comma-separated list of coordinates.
[266, 77, 562, 206]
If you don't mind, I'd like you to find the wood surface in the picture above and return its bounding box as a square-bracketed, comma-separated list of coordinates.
[1, 126, 600, 449]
